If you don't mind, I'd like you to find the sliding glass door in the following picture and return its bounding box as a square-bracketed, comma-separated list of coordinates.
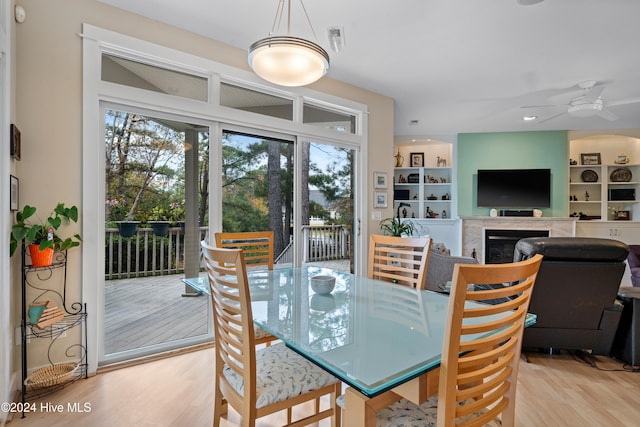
[220, 128, 355, 272]
[102, 106, 211, 363]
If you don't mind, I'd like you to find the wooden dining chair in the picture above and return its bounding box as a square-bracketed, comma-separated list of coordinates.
[374, 253, 543, 427]
[368, 234, 432, 289]
[201, 242, 342, 427]
[215, 231, 274, 270]
[215, 231, 277, 345]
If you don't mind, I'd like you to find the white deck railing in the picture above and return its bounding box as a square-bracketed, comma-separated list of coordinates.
[105, 226, 208, 280]
[105, 224, 351, 279]
[302, 225, 351, 262]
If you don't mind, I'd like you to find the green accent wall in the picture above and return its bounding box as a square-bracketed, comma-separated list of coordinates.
[457, 131, 569, 217]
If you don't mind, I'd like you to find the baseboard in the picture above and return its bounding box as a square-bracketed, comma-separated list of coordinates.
[0, 379, 20, 426]
[97, 341, 214, 374]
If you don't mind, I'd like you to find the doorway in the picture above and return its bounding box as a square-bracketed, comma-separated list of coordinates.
[220, 129, 355, 272]
[102, 107, 211, 364]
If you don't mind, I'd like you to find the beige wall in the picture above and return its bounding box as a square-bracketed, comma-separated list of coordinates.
[11, 0, 393, 375]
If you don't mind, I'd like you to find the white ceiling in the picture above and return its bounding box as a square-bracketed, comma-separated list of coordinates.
[99, 0, 640, 138]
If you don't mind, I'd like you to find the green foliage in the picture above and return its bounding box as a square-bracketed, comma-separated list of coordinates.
[146, 206, 169, 222]
[105, 196, 131, 221]
[10, 203, 82, 256]
[379, 217, 414, 237]
[310, 201, 331, 221]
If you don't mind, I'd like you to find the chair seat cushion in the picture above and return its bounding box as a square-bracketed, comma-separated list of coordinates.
[375, 395, 502, 427]
[223, 342, 338, 408]
[254, 325, 273, 340]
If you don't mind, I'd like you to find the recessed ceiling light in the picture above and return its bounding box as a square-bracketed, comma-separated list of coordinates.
[523, 115, 538, 121]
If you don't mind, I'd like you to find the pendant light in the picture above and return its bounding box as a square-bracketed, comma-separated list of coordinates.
[248, 0, 329, 87]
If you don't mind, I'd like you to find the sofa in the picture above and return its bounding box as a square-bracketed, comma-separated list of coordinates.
[514, 237, 629, 355]
[627, 244, 640, 287]
[425, 243, 478, 293]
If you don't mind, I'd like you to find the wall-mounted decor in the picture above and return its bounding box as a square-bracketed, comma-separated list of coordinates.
[374, 172, 387, 189]
[10, 124, 21, 160]
[374, 191, 387, 208]
[409, 152, 424, 167]
[10, 175, 18, 211]
[580, 152, 601, 165]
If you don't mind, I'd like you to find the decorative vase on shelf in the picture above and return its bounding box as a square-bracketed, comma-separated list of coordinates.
[394, 149, 404, 167]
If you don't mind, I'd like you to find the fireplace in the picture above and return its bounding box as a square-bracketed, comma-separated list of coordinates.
[484, 229, 549, 264]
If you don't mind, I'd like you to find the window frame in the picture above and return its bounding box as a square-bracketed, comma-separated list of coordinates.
[82, 24, 368, 372]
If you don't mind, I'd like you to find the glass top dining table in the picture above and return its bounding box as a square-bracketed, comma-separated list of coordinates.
[183, 265, 536, 399]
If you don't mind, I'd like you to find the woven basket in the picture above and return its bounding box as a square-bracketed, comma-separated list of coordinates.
[24, 362, 79, 389]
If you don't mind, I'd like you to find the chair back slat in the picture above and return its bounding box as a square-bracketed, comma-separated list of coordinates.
[368, 235, 432, 289]
[215, 231, 274, 270]
[437, 253, 543, 427]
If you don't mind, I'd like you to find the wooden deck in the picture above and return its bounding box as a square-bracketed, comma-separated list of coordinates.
[104, 259, 351, 356]
[105, 274, 209, 355]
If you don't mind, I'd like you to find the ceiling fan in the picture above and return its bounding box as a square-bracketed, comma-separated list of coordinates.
[521, 80, 640, 123]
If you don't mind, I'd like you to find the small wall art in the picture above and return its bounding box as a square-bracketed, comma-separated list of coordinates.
[374, 172, 387, 189]
[374, 191, 387, 208]
[410, 152, 424, 167]
[10, 175, 18, 211]
[10, 124, 21, 160]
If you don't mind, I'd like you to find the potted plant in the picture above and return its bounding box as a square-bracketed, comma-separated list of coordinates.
[380, 217, 414, 237]
[10, 203, 82, 267]
[106, 197, 139, 238]
[147, 206, 170, 237]
[168, 200, 185, 229]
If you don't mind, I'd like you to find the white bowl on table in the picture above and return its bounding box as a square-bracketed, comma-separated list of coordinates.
[310, 275, 336, 295]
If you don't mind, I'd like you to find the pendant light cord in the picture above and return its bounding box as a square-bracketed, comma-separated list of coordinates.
[269, 0, 320, 42]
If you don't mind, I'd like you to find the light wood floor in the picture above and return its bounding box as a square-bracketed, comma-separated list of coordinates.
[7, 348, 640, 426]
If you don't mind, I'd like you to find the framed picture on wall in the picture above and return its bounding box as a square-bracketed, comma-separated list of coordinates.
[374, 172, 387, 189]
[374, 191, 387, 208]
[10, 124, 21, 161]
[580, 152, 601, 165]
[410, 152, 424, 167]
[10, 175, 18, 211]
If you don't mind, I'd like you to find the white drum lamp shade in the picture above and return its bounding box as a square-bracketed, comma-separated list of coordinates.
[248, 36, 329, 86]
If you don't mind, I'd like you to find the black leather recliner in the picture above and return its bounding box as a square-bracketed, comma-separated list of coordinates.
[514, 237, 629, 355]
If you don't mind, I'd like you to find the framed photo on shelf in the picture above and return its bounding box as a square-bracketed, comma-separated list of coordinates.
[410, 152, 424, 167]
[10, 175, 18, 211]
[374, 191, 387, 208]
[580, 152, 601, 165]
[374, 172, 387, 189]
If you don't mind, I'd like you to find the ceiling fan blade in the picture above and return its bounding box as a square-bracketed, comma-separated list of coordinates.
[520, 104, 561, 109]
[599, 109, 619, 121]
[608, 97, 640, 107]
[537, 112, 565, 124]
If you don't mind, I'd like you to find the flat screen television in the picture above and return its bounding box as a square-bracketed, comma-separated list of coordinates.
[477, 169, 551, 208]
